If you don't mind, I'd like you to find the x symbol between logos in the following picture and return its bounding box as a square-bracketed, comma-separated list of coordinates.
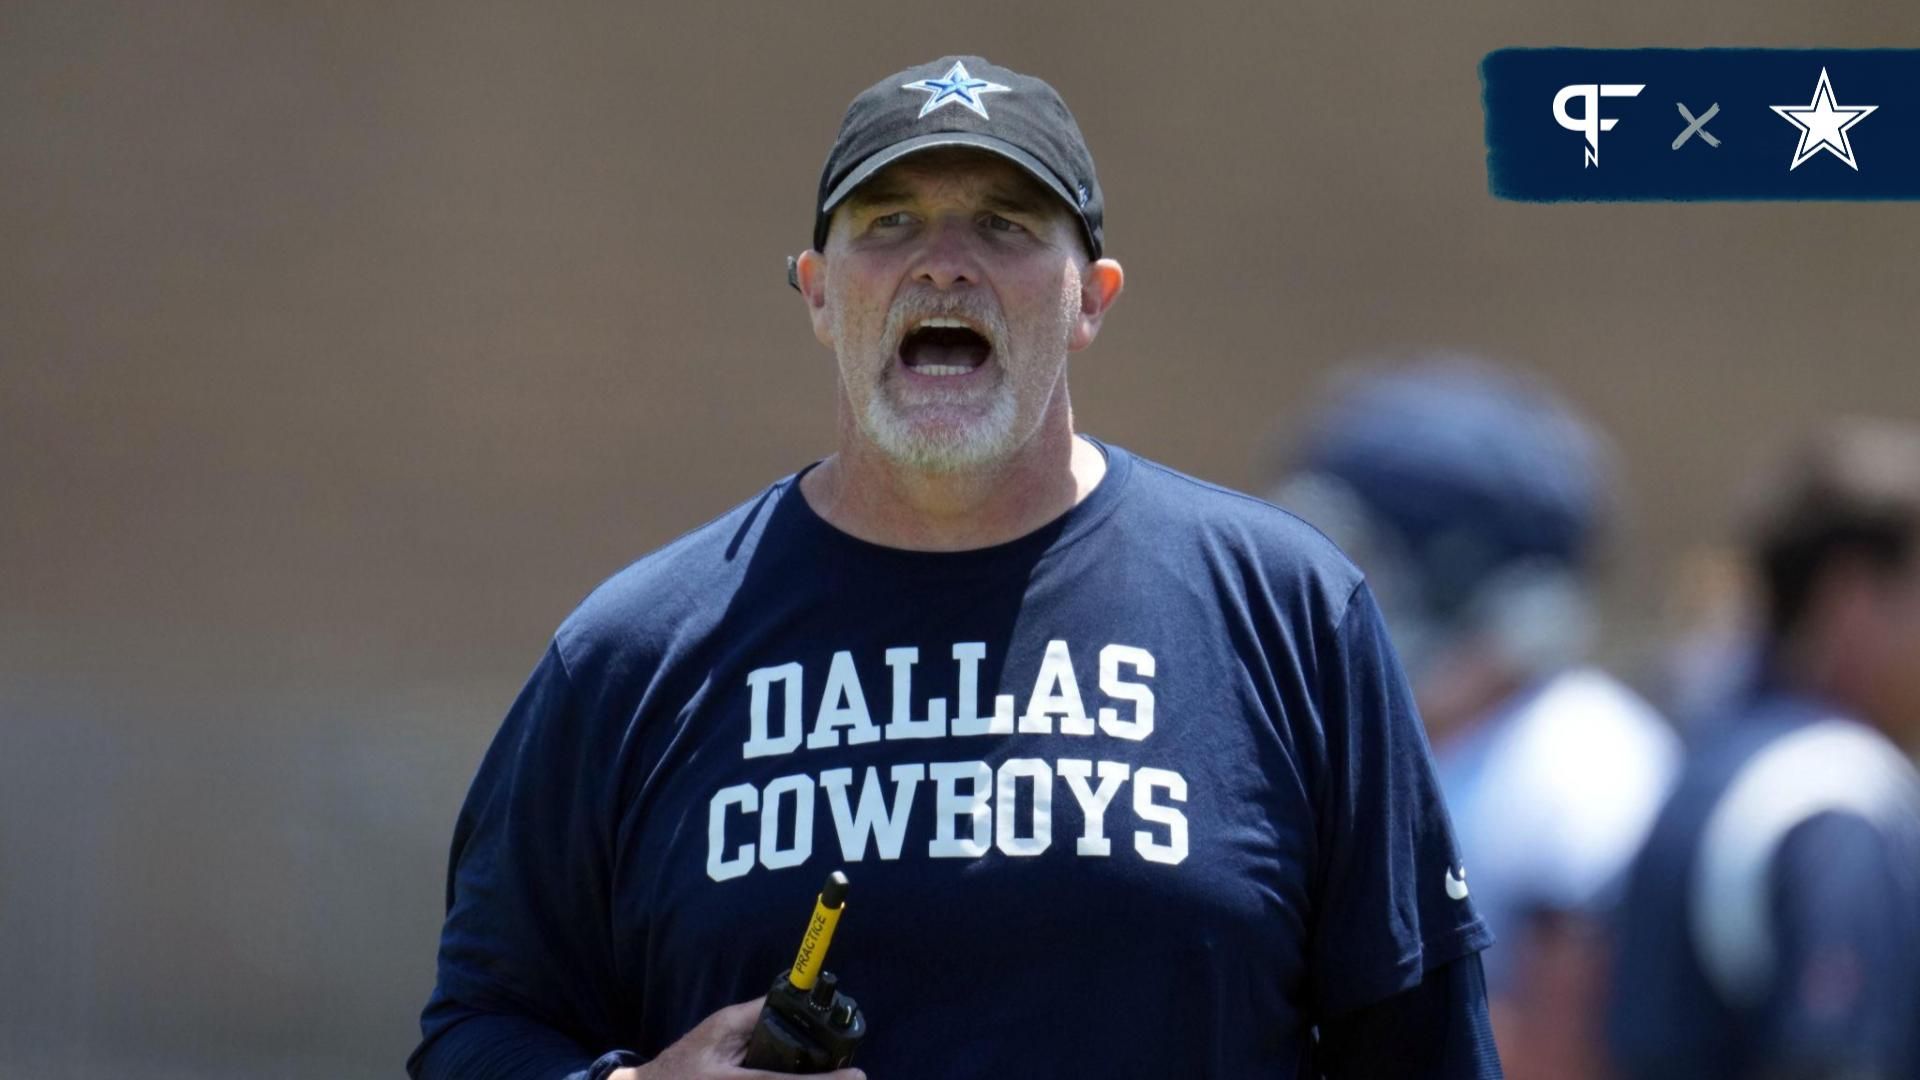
[1673, 101, 1721, 149]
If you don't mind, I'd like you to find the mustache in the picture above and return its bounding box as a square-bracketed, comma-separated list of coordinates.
[882, 293, 1005, 348]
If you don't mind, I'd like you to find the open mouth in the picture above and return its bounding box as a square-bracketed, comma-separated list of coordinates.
[898, 317, 993, 377]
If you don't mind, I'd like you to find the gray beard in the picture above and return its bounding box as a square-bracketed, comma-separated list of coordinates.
[858, 380, 1020, 473]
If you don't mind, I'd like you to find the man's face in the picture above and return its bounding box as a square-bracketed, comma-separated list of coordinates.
[809, 149, 1100, 473]
[1864, 552, 1920, 745]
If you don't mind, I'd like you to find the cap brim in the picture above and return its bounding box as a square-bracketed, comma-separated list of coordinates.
[821, 132, 1081, 224]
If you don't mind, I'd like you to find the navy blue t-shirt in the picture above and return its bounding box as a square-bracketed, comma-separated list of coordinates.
[1609, 690, 1920, 1079]
[410, 440, 1493, 1078]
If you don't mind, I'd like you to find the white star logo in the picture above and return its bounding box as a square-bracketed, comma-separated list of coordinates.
[1770, 68, 1877, 171]
[901, 61, 1011, 120]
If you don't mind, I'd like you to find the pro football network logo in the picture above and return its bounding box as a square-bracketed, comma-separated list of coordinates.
[1484, 48, 1920, 200]
[1552, 82, 1645, 166]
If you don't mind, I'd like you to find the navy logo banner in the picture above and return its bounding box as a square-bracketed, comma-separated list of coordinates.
[1483, 48, 1920, 200]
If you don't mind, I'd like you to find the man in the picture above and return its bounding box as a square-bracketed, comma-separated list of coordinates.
[1270, 360, 1679, 1079]
[409, 56, 1499, 1079]
[1609, 418, 1920, 1079]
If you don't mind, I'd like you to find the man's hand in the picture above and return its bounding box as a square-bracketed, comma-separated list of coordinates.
[612, 996, 867, 1080]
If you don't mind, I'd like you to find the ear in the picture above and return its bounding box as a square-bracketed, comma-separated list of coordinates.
[795, 249, 833, 347]
[1068, 258, 1124, 353]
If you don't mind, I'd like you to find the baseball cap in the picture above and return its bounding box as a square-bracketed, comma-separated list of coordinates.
[1293, 358, 1606, 576]
[1274, 357, 1611, 677]
[809, 55, 1105, 259]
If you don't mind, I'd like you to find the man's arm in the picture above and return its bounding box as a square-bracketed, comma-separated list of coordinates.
[1315, 954, 1503, 1079]
[1303, 581, 1501, 1076]
[1749, 811, 1915, 1080]
[1484, 909, 1611, 1080]
[408, 1004, 623, 1080]
[407, 642, 635, 1079]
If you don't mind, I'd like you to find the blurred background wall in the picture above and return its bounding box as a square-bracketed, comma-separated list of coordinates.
[3, 2, 1917, 1075]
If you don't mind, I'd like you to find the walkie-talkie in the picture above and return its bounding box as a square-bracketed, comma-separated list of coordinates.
[740, 871, 868, 1073]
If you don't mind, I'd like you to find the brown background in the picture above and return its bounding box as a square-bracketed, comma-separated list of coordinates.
[3, 2, 1917, 1076]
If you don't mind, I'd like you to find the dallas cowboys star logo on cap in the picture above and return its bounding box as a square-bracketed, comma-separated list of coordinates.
[902, 60, 1011, 120]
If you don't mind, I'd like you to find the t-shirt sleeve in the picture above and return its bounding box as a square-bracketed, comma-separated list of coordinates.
[1306, 581, 1494, 1019]
[408, 642, 635, 1079]
[1313, 952, 1505, 1078]
[1757, 810, 1917, 1075]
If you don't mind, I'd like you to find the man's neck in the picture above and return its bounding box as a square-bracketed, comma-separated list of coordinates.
[800, 427, 1107, 552]
[1773, 632, 1890, 737]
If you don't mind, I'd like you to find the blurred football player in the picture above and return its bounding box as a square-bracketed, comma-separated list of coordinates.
[1271, 357, 1679, 1080]
[1609, 418, 1920, 1080]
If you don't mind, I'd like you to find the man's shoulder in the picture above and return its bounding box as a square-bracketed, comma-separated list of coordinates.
[555, 472, 801, 658]
[1497, 669, 1678, 781]
[1697, 707, 1920, 828]
[1111, 444, 1365, 601]
[1677, 699, 1883, 808]
[1469, 670, 1680, 910]
[1641, 701, 1918, 897]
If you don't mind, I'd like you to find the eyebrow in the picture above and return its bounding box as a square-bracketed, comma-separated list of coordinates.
[980, 189, 1051, 217]
[842, 184, 912, 211]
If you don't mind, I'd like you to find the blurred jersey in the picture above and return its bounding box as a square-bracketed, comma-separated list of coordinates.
[1433, 667, 1677, 992]
[1610, 687, 1920, 1079]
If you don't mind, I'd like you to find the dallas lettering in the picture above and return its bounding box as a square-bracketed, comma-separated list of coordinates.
[706, 640, 1188, 881]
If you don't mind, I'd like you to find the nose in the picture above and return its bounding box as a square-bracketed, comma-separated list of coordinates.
[910, 215, 982, 291]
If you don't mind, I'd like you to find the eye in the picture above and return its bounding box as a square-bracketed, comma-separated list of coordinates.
[872, 211, 913, 228]
[985, 214, 1026, 233]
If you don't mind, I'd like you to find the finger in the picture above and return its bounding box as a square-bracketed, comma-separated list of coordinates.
[710, 996, 772, 1061]
[722, 1069, 865, 1080]
[704, 996, 768, 1034]
[721, 1060, 867, 1068]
